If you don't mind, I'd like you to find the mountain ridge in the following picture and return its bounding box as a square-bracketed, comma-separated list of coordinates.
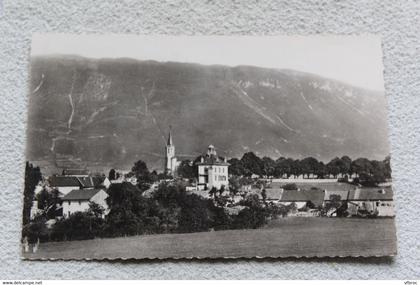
[26, 56, 390, 174]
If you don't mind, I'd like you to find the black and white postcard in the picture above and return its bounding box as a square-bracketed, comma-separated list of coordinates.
[22, 34, 396, 259]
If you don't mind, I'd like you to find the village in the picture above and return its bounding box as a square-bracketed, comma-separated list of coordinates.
[25, 128, 395, 237]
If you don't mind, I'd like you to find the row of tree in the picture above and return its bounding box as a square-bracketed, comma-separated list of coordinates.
[227, 153, 391, 183]
[164, 152, 392, 186]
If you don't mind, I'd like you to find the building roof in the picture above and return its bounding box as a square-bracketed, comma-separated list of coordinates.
[92, 176, 106, 187]
[62, 169, 89, 176]
[246, 187, 283, 200]
[324, 190, 350, 201]
[263, 188, 284, 200]
[280, 189, 325, 207]
[49, 176, 82, 187]
[270, 181, 356, 192]
[62, 189, 102, 201]
[196, 154, 230, 166]
[167, 129, 173, 146]
[348, 187, 393, 201]
[78, 177, 95, 188]
[49, 175, 99, 188]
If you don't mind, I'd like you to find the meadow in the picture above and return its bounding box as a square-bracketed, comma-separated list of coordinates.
[23, 217, 397, 259]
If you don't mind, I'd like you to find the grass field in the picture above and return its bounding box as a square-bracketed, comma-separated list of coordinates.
[23, 217, 397, 259]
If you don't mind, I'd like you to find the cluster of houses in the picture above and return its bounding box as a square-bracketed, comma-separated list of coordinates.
[29, 130, 394, 221]
[241, 181, 395, 217]
[30, 169, 111, 220]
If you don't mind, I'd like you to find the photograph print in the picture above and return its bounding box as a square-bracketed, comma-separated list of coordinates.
[22, 35, 396, 259]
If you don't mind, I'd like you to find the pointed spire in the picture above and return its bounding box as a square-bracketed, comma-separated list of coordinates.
[167, 125, 173, 146]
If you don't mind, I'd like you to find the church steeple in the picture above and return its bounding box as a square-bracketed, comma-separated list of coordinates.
[167, 127, 173, 146]
[165, 126, 177, 174]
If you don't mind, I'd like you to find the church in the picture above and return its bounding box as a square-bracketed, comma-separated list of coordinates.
[165, 128, 180, 175]
[164, 128, 229, 190]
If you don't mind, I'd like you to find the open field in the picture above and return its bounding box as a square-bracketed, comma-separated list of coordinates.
[23, 217, 397, 259]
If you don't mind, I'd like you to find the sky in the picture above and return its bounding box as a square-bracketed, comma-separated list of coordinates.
[31, 34, 385, 91]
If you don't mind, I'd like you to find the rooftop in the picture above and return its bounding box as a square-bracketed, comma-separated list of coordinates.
[49, 175, 99, 188]
[349, 186, 393, 201]
[49, 176, 82, 187]
[195, 154, 229, 166]
[62, 189, 102, 201]
[280, 189, 325, 207]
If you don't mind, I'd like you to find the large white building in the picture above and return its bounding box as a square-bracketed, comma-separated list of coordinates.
[165, 129, 180, 175]
[196, 145, 229, 190]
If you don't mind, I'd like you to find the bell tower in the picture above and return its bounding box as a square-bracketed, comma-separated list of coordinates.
[165, 127, 175, 174]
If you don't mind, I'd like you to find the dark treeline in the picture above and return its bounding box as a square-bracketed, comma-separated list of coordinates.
[176, 153, 392, 186]
[226, 153, 392, 186]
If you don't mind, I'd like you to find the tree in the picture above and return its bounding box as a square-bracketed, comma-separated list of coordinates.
[300, 157, 319, 178]
[131, 160, 152, 191]
[241, 152, 263, 177]
[22, 215, 48, 243]
[87, 201, 105, 218]
[323, 194, 342, 216]
[326, 157, 342, 178]
[177, 194, 212, 233]
[228, 158, 244, 176]
[131, 160, 150, 179]
[261, 188, 267, 204]
[315, 161, 327, 179]
[291, 159, 302, 178]
[341, 156, 352, 176]
[108, 169, 116, 180]
[35, 188, 60, 219]
[51, 209, 106, 241]
[261, 156, 276, 177]
[22, 162, 42, 225]
[234, 194, 268, 229]
[105, 182, 149, 236]
[351, 158, 372, 177]
[274, 157, 293, 178]
[177, 160, 195, 179]
[209, 186, 218, 198]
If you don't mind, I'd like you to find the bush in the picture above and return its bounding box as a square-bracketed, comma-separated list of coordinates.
[50, 211, 106, 241]
[22, 216, 48, 243]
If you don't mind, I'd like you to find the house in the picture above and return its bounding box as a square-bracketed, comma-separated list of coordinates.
[61, 189, 109, 218]
[48, 175, 97, 196]
[196, 145, 229, 190]
[347, 187, 394, 217]
[278, 189, 325, 210]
